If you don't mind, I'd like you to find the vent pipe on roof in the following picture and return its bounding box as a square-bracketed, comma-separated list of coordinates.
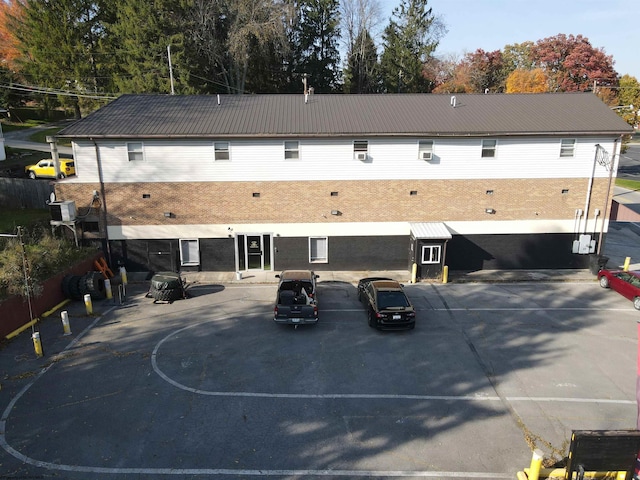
[217, 94, 220, 106]
[450, 96, 456, 108]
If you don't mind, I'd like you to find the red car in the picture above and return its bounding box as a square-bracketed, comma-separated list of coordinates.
[597, 270, 640, 310]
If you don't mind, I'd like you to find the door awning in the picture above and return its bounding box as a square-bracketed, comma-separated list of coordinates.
[410, 222, 452, 240]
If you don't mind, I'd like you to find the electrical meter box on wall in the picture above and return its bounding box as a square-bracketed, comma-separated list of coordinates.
[50, 200, 76, 222]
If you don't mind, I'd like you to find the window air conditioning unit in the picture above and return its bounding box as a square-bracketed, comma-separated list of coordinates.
[356, 152, 367, 161]
[50, 200, 77, 222]
[421, 151, 433, 161]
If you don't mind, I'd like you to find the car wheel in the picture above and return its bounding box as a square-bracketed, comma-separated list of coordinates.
[634, 297, 640, 311]
[598, 276, 609, 288]
[367, 309, 376, 328]
[28, 171, 36, 179]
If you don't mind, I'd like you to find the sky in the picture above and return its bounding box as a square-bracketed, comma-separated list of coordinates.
[378, 0, 638, 80]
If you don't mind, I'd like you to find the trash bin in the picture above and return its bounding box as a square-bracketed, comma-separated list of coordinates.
[588, 254, 609, 275]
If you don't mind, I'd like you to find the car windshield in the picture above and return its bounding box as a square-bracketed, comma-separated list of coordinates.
[377, 291, 410, 309]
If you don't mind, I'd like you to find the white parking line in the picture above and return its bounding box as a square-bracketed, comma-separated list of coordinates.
[151, 322, 634, 405]
[0, 308, 631, 479]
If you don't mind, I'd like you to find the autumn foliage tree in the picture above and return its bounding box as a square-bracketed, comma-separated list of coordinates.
[0, 0, 23, 69]
[462, 49, 505, 93]
[531, 33, 617, 92]
[505, 68, 547, 93]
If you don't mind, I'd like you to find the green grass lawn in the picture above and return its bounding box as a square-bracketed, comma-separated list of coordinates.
[0, 208, 50, 234]
[615, 178, 640, 191]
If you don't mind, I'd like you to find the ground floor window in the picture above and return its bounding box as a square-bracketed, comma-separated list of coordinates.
[421, 245, 441, 264]
[180, 238, 200, 266]
[309, 237, 328, 263]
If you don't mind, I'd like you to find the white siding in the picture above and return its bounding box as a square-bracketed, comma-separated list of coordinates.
[68, 136, 619, 184]
[107, 219, 581, 241]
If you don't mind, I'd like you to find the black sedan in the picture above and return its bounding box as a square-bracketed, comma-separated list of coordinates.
[357, 277, 416, 330]
[597, 269, 640, 310]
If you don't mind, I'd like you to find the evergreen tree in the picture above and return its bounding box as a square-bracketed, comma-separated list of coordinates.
[13, 0, 115, 117]
[295, 0, 342, 93]
[379, 0, 444, 93]
[344, 29, 380, 93]
[104, 0, 192, 94]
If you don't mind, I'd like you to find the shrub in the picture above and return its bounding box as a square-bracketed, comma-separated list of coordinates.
[0, 227, 96, 300]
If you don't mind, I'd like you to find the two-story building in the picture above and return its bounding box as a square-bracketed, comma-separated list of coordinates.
[53, 93, 633, 278]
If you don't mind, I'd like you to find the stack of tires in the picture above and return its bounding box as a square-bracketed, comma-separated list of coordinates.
[147, 272, 186, 303]
[62, 271, 107, 300]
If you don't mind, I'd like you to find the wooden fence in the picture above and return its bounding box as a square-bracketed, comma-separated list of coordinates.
[0, 177, 54, 209]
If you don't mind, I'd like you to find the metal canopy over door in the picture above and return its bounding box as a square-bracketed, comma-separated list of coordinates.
[408, 222, 451, 280]
[236, 234, 272, 271]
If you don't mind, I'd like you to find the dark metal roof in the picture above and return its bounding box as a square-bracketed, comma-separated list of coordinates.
[58, 93, 633, 139]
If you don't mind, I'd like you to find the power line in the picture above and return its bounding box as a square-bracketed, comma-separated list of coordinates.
[0, 83, 117, 99]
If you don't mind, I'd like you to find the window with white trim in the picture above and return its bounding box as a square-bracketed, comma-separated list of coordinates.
[418, 140, 434, 160]
[560, 139, 576, 157]
[353, 140, 368, 160]
[309, 237, 328, 263]
[127, 142, 144, 161]
[421, 245, 441, 264]
[481, 139, 497, 158]
[284, 141, 299, 160]
[180, 239, 200, 266]
[214, 142, 230, 161]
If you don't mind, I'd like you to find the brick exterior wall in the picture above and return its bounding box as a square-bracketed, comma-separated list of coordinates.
[56, 178, 612, 227]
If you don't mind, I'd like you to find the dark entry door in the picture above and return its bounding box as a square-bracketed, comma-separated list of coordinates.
[247, 235, 263, 269]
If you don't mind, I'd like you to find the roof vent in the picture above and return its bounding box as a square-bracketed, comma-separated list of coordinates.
[450, 95, 456, 108]
[217, 94, 220, 106]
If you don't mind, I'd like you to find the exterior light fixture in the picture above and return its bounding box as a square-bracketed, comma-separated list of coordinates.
[485, 208, 496, 214]
[164, 212, 173, 218]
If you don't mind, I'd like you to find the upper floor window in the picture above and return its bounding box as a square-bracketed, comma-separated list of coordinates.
[481, 139, 497, 158]
[353, 140, 368, 161]
[284, 141, 299, 160]
[127, 142, 144, 161]
[560, 139, 576, 157]
[214, 142, 230, 161]
[418, 140, 434, 160]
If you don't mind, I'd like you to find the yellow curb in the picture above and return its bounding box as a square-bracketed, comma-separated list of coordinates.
[5, 299, 71, 340]
[6, 318, 40, 340]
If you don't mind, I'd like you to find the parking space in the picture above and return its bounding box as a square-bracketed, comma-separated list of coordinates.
[1, 280, 638, 479]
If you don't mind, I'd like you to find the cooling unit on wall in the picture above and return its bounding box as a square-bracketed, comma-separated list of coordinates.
[50, 200, 77, 222]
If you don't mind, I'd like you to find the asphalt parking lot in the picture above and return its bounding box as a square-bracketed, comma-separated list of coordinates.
[1, 278, 639, 479]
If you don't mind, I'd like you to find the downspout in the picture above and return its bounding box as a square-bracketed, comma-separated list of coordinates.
[91, 137, 112, 266]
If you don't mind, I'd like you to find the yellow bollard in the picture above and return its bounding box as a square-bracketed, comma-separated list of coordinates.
[84, 294, 93, 315]
[443, 265, 449, 284]
[32, 331, 43, 357]
[119, 266, 128, 285]
[624, 257, 631, 272]
[411, 263, 417, 284]
[61, 310, 71, 335]
[104, 278, 113, 300]
[527, 449, 544, 480]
